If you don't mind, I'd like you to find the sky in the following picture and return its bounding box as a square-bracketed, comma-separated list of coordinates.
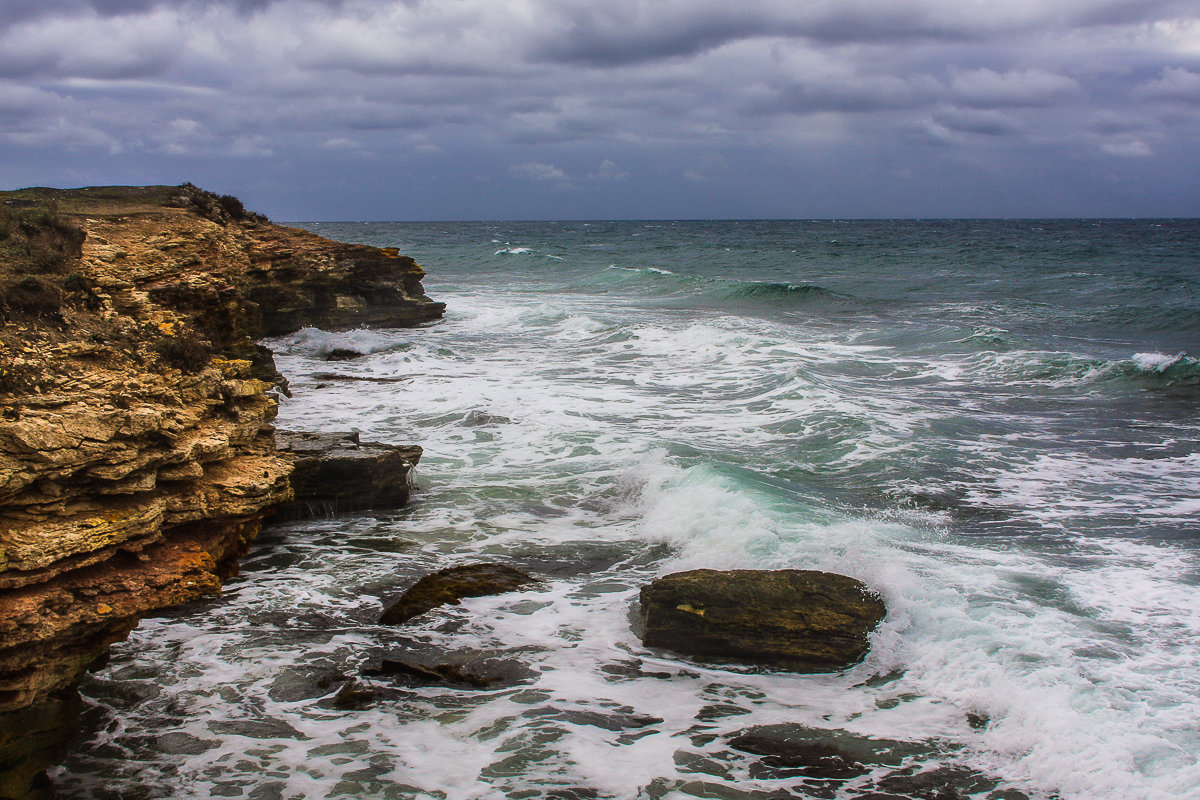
[1, 0, 1198, 220]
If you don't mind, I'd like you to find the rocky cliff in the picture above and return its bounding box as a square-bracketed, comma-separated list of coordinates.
[0, 185, 443, 799]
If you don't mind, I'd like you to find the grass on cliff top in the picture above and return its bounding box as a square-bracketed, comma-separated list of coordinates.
[0, 184, 268, 225]
[0, 185, 182, 217]
[0, 184, 264, 398]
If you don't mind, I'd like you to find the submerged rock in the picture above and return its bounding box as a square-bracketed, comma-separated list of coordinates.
[378, 563, 540, 624]
[730, 730, 870, 780]
[638, 569, 885, 671]
[0, 689, 82, 800]
[370, 654, 532, 688]
[324, 348, 364, 361]
[724, 724, 1028, 799]
[332, 679, 377, 709]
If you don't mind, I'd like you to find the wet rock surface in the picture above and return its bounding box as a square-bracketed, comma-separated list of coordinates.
[726, 725, 1030, 800]
[324, 348, 364, 361]
[379, 563, 541, 624]
[0, 689, 81, 800]
[639, 569, 886, 671]
[368, 654, 534, 689]
[275, 430, 422, 516]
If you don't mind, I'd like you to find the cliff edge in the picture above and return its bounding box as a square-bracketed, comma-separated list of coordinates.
[0, 185, 444, 799]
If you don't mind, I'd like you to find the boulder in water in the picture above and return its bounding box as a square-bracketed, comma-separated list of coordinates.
[371, 654, 532, 688]
[378, 563, 540, 624]
[275, 430, 422, 516]
[638, 569, 885, 671]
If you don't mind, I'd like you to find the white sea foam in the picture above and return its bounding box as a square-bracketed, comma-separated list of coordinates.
[56, 262, 1200, 800]
[1132, 351, 1186, 371]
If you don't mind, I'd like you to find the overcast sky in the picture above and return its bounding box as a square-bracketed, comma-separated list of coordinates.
[1, 0, 1198, 219]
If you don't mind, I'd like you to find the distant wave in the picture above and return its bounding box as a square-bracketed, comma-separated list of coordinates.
[1114, 352, 1200, 393]
[579, 266, 851, 308]
[1050, 351, 1200, 395]
[710, 280, 839, 301]
[493, 244, 564, 260]
[954, 327, 1014, 351]
[937, 349, 1200, 399]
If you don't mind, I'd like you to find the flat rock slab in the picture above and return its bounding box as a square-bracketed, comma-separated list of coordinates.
[379, 563, 540, 624]
[639, 569, 885, 672]
[275, 430, 422, 516]
[725, 724, 1027, 797]
[369, 655, 533, 688]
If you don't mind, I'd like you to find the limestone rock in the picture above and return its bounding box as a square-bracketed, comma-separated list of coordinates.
[275, 430, 421, 516]
[379, 563, 540, 624]
[0, 184, 443, 798]
[638, 569, 885, 671]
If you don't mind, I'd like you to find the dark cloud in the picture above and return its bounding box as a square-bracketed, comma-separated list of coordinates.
[949, 68, 1079, 108]
[934, 108, 1024, 136]
[1135, 67, 1200, 103]
[0, 0, 1197, 217]
[0, 0, 354, 24]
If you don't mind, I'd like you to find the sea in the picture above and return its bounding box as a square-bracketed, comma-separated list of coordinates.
[54, 219, 1200, 800]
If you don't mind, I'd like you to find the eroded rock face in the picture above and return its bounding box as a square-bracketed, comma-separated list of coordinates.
[638, 569, 886, 671]
[276, 430, 422, 517]
[0, 184, 444, 798]
[379, 563, 540, 625]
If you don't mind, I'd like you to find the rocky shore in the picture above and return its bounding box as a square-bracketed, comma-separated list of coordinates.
[2, 188, 898, 800]
[0, 185, 444, 800]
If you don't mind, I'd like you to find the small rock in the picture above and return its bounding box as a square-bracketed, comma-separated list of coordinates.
[730, 732, 867, 780]
[379, 563, 540, 624]
[460, 410, 513, 427]
[333, 679, 376, 709]
[325, 348, 364, 361]
[369, 654, 532, 688]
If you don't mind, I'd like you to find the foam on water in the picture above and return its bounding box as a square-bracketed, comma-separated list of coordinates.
[54, 222, 1200, 800]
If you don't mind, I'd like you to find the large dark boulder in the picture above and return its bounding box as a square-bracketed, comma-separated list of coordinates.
[275, 430, 421, 517]
[638, 569, 885, 671]
[379, 563, 540, 624]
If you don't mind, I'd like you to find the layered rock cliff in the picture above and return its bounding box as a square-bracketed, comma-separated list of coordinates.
[0, 185, 443, 799]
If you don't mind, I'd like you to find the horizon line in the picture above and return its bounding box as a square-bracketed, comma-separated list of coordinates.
[287, 216, 1200, 224]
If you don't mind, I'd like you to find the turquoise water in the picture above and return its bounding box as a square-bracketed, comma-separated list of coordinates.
[56, 220, 1200, 799]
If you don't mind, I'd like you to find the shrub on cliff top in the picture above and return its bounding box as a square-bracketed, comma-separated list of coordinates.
[0, 276, 63, 321]
[177, 183, 269, 225]
[0, 201, 85, 274]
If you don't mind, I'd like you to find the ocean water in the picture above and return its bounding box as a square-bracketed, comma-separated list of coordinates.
[54, 220, 1200, 800]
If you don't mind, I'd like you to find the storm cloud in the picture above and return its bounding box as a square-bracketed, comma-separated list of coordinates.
[0, 0, 1197, 218]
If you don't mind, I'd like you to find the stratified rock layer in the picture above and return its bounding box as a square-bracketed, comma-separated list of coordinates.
[638, 569, 886, 671]
[276, 430, 422, 517]
[0, 184, 444, 799]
